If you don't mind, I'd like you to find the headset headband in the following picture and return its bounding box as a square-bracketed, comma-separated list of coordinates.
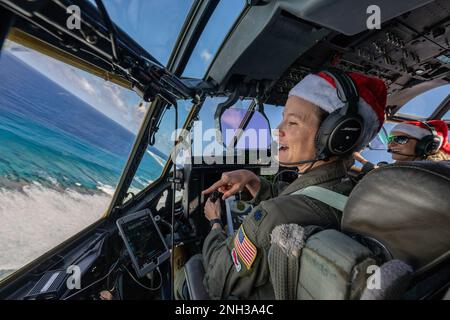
[419, 120, 438, 138]
[319, 68, 359, 116]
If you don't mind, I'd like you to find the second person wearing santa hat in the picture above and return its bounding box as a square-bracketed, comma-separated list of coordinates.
[388, 120, 450, 162]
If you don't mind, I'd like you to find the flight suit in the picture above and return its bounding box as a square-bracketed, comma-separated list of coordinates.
[202, 159, 354, 299]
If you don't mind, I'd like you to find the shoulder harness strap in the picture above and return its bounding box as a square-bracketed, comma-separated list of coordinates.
[290, 186, 348, 212]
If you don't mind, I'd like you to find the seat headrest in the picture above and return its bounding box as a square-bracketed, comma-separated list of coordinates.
[342, 161, 450, 273]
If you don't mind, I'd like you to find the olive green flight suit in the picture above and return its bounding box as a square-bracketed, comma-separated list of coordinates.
[202, 160, 354, 299]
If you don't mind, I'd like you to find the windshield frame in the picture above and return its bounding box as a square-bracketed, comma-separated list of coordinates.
[109, 96, 204, 212]
[166, 0, 221, 76]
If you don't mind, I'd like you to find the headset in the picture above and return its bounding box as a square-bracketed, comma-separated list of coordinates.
[315, 68, 364, 159]
[387, 121, 441, 158]
[280, 68, 365, 166]
[414, 121, 442, 157]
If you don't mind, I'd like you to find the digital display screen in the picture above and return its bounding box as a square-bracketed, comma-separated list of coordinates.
[122, 214, 167, 270]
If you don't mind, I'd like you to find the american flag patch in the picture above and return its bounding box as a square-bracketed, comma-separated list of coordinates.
[234, 226, 257, 270]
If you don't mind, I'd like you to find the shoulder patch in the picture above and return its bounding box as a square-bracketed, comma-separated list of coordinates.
[234, 226, 257, 270]
[253, 210, 263, 221]
[230, 248, 241, 272]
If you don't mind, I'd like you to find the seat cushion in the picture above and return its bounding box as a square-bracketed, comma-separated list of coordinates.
[342, 161, 450, 272]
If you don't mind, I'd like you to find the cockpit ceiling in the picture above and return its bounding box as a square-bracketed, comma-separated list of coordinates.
[208, 0, 449, 108]
[268, 0, 450, 108]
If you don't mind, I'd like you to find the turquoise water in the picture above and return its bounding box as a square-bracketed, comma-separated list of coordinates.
[0, 52, 159, 193]
[0, 109, 126, 190]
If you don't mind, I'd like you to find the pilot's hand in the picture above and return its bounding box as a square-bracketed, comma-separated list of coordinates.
[352, 151, 368, 165]
[202, 170, 261, 200]
[204, 198, 221, 221]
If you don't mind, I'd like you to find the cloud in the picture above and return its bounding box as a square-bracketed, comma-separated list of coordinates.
[6, 41, 145, 133]
[78, 76, 96, 96]
[200, 49, 213, 63]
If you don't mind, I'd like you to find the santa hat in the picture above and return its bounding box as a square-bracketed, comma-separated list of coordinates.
[289, 71, 387, 148]
[391, 120, 450, 154]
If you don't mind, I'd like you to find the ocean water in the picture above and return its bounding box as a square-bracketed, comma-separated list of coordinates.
[0, 53, 159, 278]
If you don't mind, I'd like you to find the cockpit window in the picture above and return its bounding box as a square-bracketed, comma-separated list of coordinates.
[124, 100, 193, 198]
[182, 0, 246, 78]
[102, 0, 195, 65]
[396, 84, 450, 118]
[361, 123, 396, 165]
[191, 97, 252, 157]
[220, 103, 271, 150]
[443, 110, 450, 121]
[0, 40, 147, 280]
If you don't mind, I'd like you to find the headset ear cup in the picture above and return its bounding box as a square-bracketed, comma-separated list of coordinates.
[329, 115, 364, 155]
[414, 138, 425, 157]
[415, 135, 438, 157]
[414, 121, 442, 157]
[314, 69, 363, 158]
[315, 110, 342, 158]
[316, 111, 364, 157]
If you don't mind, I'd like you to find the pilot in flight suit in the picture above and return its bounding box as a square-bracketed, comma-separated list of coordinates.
[202, 159, 354, 299]
[176, 70, 387, 300]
